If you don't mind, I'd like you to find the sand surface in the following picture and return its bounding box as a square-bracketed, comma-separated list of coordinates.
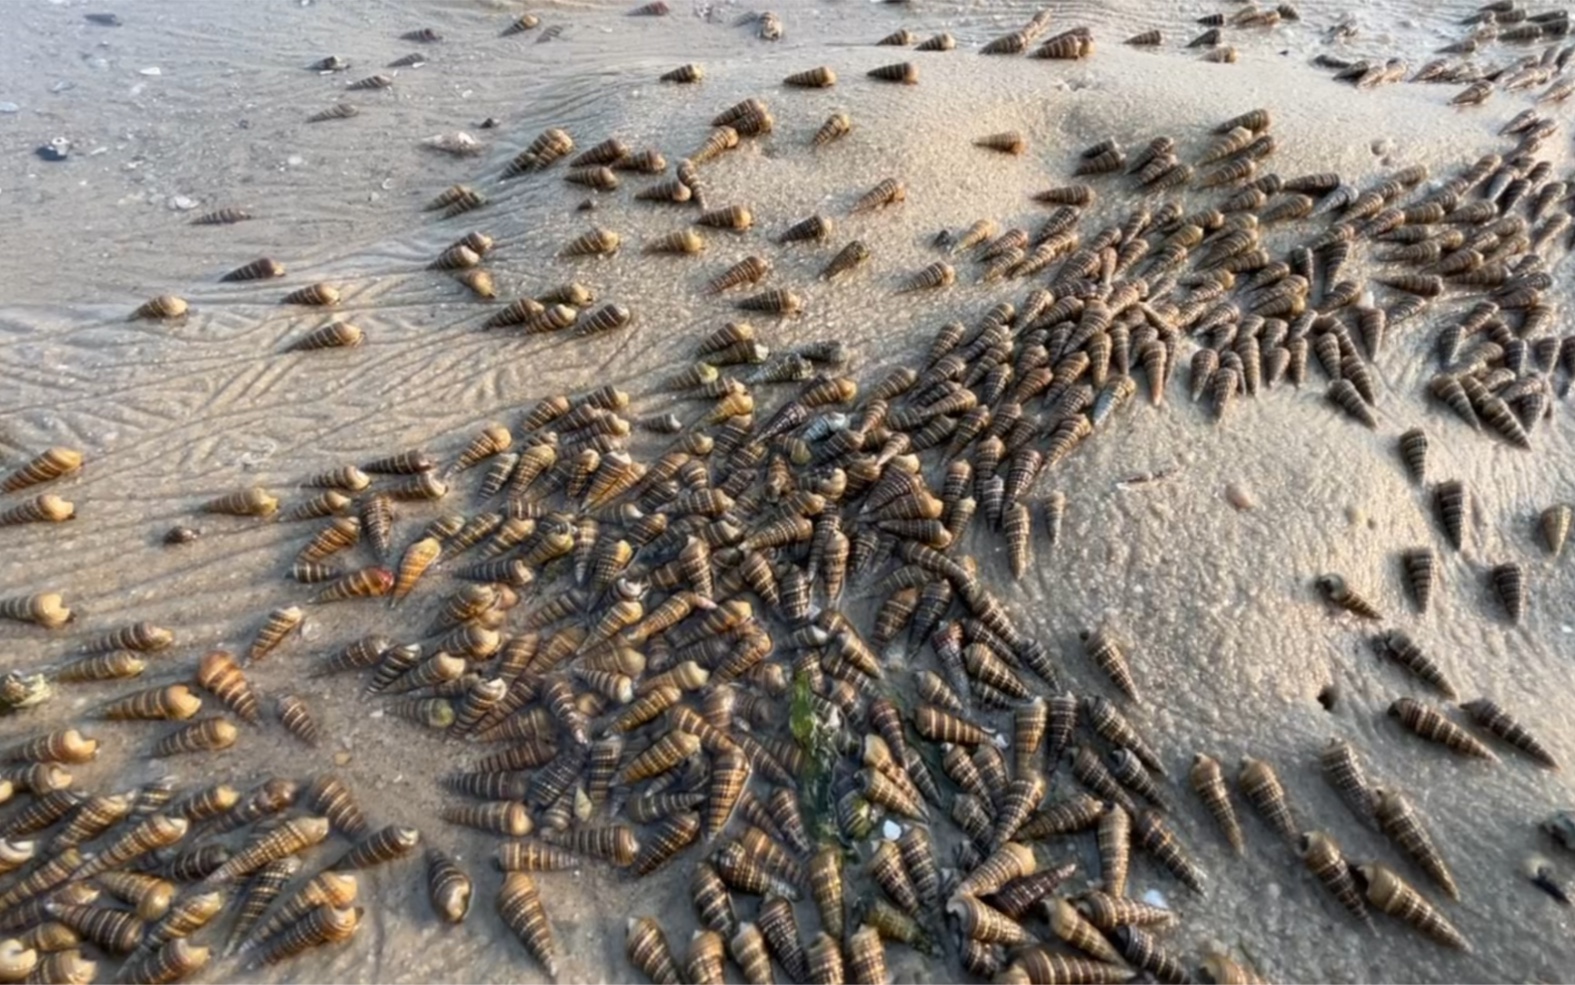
[1, 1, 1573, 982]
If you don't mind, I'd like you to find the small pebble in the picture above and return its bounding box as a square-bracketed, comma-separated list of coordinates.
[139, 66, 163, 77]
[163, 526, 200, 545]
[1224, 482, 1255, 511]
[0, 102, 19, 114]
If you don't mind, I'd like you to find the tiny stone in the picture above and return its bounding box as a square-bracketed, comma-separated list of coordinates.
[286, 154, 304, 167]
[333, 751, 352, 766]
[169, 195, 196, 211]
[163, 526, 200, 545]
[139, 66, 162, 76]
[881, 819, 902, 840]
[1224, 482, 1255, 511]
[0, 102, 19, 113]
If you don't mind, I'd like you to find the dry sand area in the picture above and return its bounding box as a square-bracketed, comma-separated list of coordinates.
[1, 0, 1573, 982]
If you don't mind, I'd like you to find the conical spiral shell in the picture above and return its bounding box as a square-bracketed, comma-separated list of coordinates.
[0, 592, 72, 628]
[660, 63, 704, 83]
[497, 873, 558, 978]
[102, 684, 202, 721]
[280, 283, 341, 306]
[1388, 697, 1498, 760]
[559, 227, 621, 258]
[201, 487, 279, 517]
[0, 493, 74, 525]
[221, 258, 285, 282]
[784, 66, 836, 88]
[2, 449, 83, 494]
[195, 651, 259, 723]
[152, 718, 238, 757]
[424, 847, 472, 924]
[131, 296, 188, 320]
[1358, 863, 1469, 950]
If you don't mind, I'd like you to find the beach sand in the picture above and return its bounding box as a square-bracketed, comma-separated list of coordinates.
[1, 1, 1572, 982]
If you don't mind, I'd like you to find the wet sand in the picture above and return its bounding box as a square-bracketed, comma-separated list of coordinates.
[2, 1, 1574, 982]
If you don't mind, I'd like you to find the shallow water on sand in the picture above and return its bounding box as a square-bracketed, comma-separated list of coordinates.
[2, 1, 1574, 983]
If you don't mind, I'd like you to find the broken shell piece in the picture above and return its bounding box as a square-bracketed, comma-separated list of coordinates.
[421, 132, 483, 157]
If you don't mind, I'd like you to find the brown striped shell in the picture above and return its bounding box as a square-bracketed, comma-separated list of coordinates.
[1296, 830, 1372, 929]
[152, 717, 238, 757]
[191, 208, 252, 225]
[1190, 753, 1244, 853]
[1541, 504, 1572, 557]
[660, 63, 703, 83]
[867, 61, 918, 83]
[820, 240, 870, 281]
[811, 113, 852, 148]
[1238, 756, 1297, 842]
[1314, 573, 1381, 619]
[280, 283, 341, 306]
[502, 13, 541, 35]
[850, 177, 905, 213]
[1460, 698, 1558, 769]
[1489, 562, 1525, 623]
[193, 651, 259, 722]
[307, 103, 359, 123]
[220, 258, 285, 282]
[1388, 697, 1497, 760]
[131, 295, 188, 320]
[276, 694, 320, 746]
[559, 227, 621, 258]
[974, 131, 1026, 155]
[783, 65, 836, 88]
[1357, 863, 1469, 950]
